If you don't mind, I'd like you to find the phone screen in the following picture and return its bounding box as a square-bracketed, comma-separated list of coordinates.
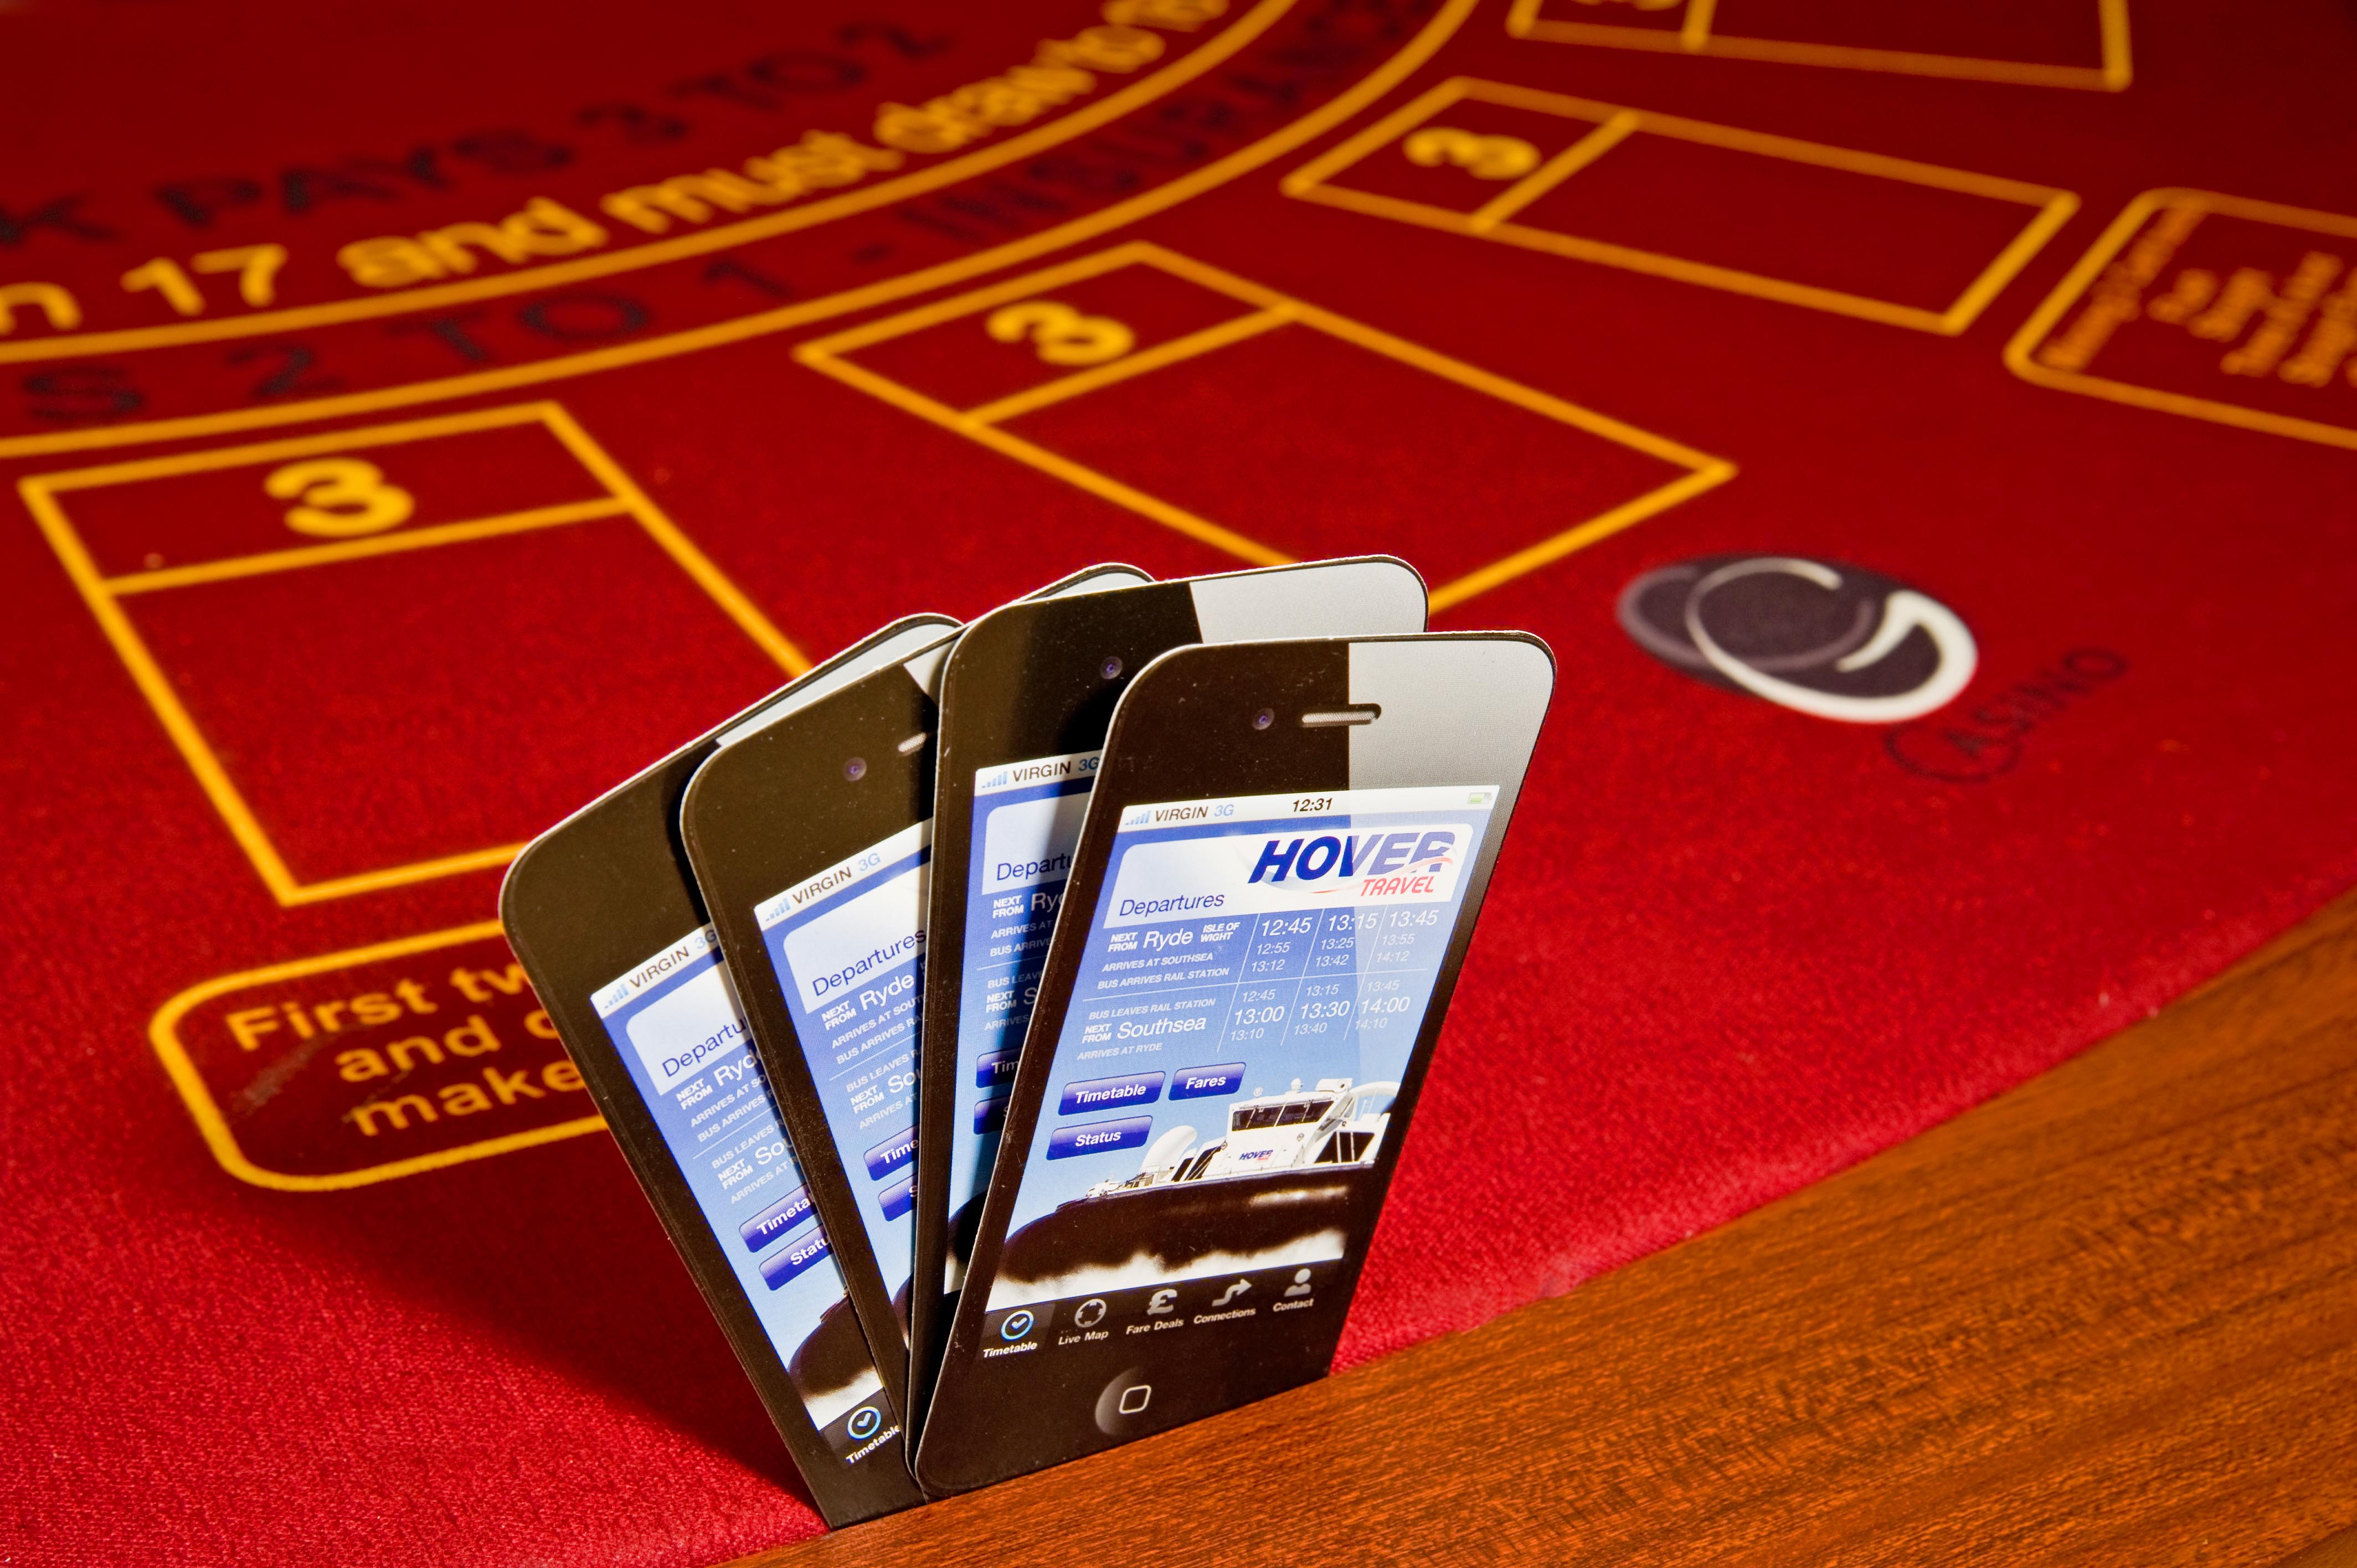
[590, 929, 898, 1460]
[943, 749, 1100, 1288]
[752, 821, 930, 1325]
[975, 782, 1496, 1356]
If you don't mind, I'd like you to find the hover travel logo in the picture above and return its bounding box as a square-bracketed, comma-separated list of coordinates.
[1103, 824, 1468, 927]
[1618, 555, 1977, 724]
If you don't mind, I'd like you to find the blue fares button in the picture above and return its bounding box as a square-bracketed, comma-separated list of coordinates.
[863, 1125, 916, 1181]
[1057, 1071, 1165, 1116]
[1046, 1116, 1152, 1160]
[739, 1184, 812, 1253]
[759, 1225, 830, 1290]
[1170, 1062, 1246, 1100]
[974, 1048, 1020, 1089]
[974, 1094, 1009, 1135]
[879, 1174, 914, 1222]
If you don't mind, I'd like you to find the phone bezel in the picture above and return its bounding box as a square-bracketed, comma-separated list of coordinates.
[498, 615, 953, 1526]
[673, 566, 1152, 1427]
[910, 557, 1426, 1423]
[910, 577, 1199, 1417]
[680, 656, 944, 1417]
[915, 632, 1553, 1495]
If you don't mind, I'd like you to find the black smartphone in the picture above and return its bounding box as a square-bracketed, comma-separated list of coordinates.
[498, 614, 954, 1526]
[915, 632, 1555, 1494]
[676, 567, 1147, 1416]
[909, 558, 1428, 1423]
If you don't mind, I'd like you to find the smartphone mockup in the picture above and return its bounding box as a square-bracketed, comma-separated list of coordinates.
[909, 559, 1428, 1422]
[914, 633, 1554, 1494]
[498, 615, 956, 1526]
[678, 568, 1149, 1415]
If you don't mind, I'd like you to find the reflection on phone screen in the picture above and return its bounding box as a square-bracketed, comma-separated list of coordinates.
[755, 822, 930, 1327]
[591, 929, 900, 1459]
[968, 783, 1497, 1438]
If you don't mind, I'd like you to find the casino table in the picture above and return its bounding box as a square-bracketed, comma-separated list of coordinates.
[2, 0, 2354, 1562]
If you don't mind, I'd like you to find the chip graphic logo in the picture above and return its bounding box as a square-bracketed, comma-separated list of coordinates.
[1618, 555, 1978, 724]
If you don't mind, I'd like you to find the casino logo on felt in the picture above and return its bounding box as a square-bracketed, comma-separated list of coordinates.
[1618, 555, 1977, 724]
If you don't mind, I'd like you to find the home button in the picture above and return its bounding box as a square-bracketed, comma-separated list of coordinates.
[1094, 1366, 1157, 1437]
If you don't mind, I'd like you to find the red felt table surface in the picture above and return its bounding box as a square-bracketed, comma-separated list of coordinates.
[3, 0, 2354, 1563]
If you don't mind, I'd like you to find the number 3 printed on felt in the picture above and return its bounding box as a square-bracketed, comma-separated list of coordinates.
[985, 300, 1135, 367]
[265, 458, 416, 538]
[1403, 127, 1540, 180]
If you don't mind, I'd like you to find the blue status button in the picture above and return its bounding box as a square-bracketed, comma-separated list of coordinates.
[739, 1184, 812, 1253]
[974, 1048, 1020, 1089]
[1170, 1062, 1246, 1100]
[863, 1125, 916, 1181]
[1057, 1071, 1165, 1116]
[1047, 1115, 1152, 1160]
[974, 1094, 1009, 1135]
[759, 1225, 830, 1290]
[879, 1174, 914, 1222]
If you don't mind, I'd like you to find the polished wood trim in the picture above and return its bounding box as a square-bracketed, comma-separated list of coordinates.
[740, 891, 2357, 1566]
[2278, 1525, 2357, 1568]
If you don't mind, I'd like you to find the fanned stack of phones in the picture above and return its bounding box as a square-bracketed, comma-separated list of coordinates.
[501, 556, 1553, 1521]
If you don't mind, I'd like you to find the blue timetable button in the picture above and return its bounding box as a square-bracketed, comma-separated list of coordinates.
[1058, 1071, 1165, 1116]
[759, 1226, 830, 1290]
[974, 1094, 1009, 1135]
[1171, 1062, 1246, 1100]
[879, 1174, 914, 1222]
[863, 1125, 915, 1181]
[975, 1049, 1020, 1089]
[1047, 1116, 1151, 1160]
[739, 1184, 812, 1252]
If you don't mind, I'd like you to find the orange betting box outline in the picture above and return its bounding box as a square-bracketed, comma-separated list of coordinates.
[1502, 0, 2131, 93]
[795, 239, 1735, 612]
[148, 922, 606, 1193]
[18, 400, 809, 906]
[1282, 77, 2080, 338]
[2005, 188, 2357, 453]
